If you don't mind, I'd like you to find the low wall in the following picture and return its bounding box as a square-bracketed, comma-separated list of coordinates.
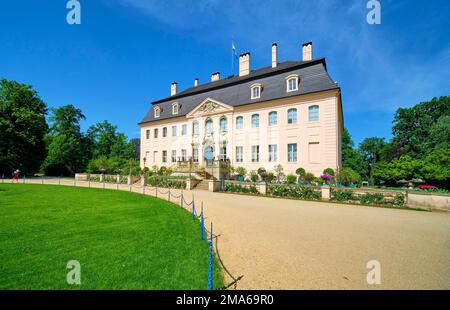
[406, 192, 450, 212]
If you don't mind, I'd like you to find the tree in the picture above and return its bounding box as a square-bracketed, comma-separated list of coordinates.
[358, 137, 386, 182]
[391, 96, 450, 157]
[341, 128, 367, 179]
[0, 79, 48, 175]
[372, 155, 423, 185]
[427, 115, 450, 150]
[336, 168, 361, 186]
[41, 105, 87, 175]
[421, 148, 450, 188]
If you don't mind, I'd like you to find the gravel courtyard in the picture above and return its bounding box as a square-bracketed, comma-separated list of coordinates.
[9, 179, 450, 290]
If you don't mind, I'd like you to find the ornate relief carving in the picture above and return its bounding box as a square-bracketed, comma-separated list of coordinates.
[199, 100, 219, 114]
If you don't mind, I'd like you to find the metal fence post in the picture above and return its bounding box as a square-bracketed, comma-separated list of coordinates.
[143, 186, 145, 194]
[208, 222, 213, 290]
[200, 206, 204, 240]
[59, 176, 61, 185]
[41, 175, 44, 184]
[168, 189, 171, 202]
[180, 191, 183, 208]
[156, 186, 158, 198]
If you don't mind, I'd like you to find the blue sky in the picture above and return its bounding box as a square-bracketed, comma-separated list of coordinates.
[1, 0, 449, 145]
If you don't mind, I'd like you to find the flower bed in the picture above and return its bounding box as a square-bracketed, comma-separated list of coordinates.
[331, 188, 406, 208]
[147, 176, 186, 189]
[224, 183, 258, 194]
[267, 184, 321, 200]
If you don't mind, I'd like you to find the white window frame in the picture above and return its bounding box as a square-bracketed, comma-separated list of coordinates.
[268, 111, 278, 126]
[220, 117, 228, 133]
[181, 149, 187, 161]
[288, 143, 297, 162]
[146, 129, 150, 139]
[172, 102, 179, 115]
[154, 106, 161, 118]
[287, 108, 297, 124]
[171, 150, 177, 163]
[205, 118, 213, 135]
[162, 127, 167, 138]
[308, 105, 319, 122]
[181, 124, 187, 136]
[250, 83, 262, 99]
[251, 114, 259, 128]
[192, 121, 199, 136]
[251, 145, 259, 162]
[162, 150, 167, 163]
[172, 125, 177, 136]
[236, 116, 243, 130]
[236, 146, 243, 163]
[286, 74, 299, 92]
[268, 144, 278, 162]
[192, 146, 199, 163]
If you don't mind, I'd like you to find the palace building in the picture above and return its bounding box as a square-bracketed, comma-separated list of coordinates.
[139, 42, 343, 178]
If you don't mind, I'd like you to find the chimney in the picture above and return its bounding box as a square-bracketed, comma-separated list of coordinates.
[194, 78, 199, 87]
[211, 72, 220, 82]
[170, 82, 178, 96]
[239, 52, 250, 77]
[302, 41, 313, 62]
[272, 43, 278, 68]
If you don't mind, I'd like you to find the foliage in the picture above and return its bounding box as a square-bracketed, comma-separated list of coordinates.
[267, 185, 321, 200]
[147, 176, 186, 189]
[323, 168, 335, 176]
[392, 193, 406, 208]
[257, 167, 266, 175]
[266, 172, 275, 183]
[336, 168, 361, 186]
[296, 167, 306, 177]
[331, 189, 354, 202]
[320, 173, 332, 183]
[250, 170, 259, 182]
[0, 79, 48, 175]
[224, 183, 258, 194]
[359, 192, 385, 205]
[304, 172, 315, 183]
[342, 128, 368, 179]
[235, 166, 247, 177]
[274, 164, 284, 181]
[286, 174, 297, 184]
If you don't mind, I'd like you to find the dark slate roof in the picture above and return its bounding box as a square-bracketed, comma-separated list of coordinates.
[140, 58, 338, 124]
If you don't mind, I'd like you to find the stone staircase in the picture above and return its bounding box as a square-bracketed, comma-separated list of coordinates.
[194, 180, 210, 191]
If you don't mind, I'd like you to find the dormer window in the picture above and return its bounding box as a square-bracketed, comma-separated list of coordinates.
[250, 83, 262, 99]
[154, 106, 161, 118]
[286, 75, 299, 92]
[172, 102, 179, 115]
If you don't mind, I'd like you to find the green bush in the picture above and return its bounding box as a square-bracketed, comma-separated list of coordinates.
[392, 193, 405, 207]
[323, 168, 335, 176]
[266, 172, 275, 183]
[336, 168, 361, 186]
[225, 183, 258, 194]
[360, 192, 385, 205]
[286, 174, 297, 184]
[147, 176, 186, 189]
[235, 166, 247, 177]
[267, 185, 321, 200]
[295, 167, 306, 177]
[331, 189, 354, 202]
[250, 171, 259, 182]
[304, 172, 315, 183]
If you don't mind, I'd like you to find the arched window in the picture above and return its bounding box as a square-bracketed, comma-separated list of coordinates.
[308, 105, 319, 121]
[192, 121, 199, 136]
[236, 116, 243, 130]
[154, 106, 161, 118]
[172, 102, 179, 115]
[287, 108, 297, 124]
[205, 118, 213, 135]
[220, 117, 228, 133]
[251, 114, 259, 128]
[286, 74, 299, 92]
[250, 83, 262, 99]
[269, 111, 277, 126]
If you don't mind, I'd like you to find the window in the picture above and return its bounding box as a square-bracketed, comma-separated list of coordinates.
[172, 102, 179, 115]
[154, 128, 158, 138]
[268, 144, 278, 162]
[220, 117, 228, 133]
[172, 126, 177, 136]
[286, 75, 299, 92]
[219, 146, 227, 160]
[192, 121, 199, 136]
[205, 119, 213, 135]
[288, 143, 297, 162]
[193, 146, 199, 162]
[236, 116, 243, 130]
[236, 146, 243, 162]
[162, 150, 167, 163]
[308, 142, 320, 163]
[181, 124, 187, 135]
[181, 149, 187, 161]
[251, 114, 259, 128]
[308, 105, 319, 121]
[269, 111, 278, 126]
[251, 145, 259, 162]
[154, 106, 161, 118]
[171, 150, 177, 163]
[146, 129, 150, 139]
[287, 108, 297, 124]
[162, 127, 167, 137]
[250, 83, 262, 99]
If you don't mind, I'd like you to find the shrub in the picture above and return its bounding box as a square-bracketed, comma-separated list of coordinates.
[267, 185, 321, 200]
[295, 167, 306, 177]
[225, 183, 258, 194]
[266, 172, 275, 183]
[250, 171, 259, 182]
[336, 168, 361, 186]
[304, 172, 315, 183]
[360, 192, 385, 205]
[331, 189, 354, 202]
[147, 176, 186, 189]
[392, 193, 405, 207]
[323, 168, 335, 176]
[286, 174, 297, 184]
[235, 166, 247, 177]
[320, 173, 332, 184]
[257, 167, 266, 175]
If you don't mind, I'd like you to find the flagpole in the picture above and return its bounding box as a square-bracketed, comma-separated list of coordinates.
[231, 42, 234, 76]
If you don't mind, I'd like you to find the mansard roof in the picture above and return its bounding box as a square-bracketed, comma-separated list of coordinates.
[140, 58, 338, 124]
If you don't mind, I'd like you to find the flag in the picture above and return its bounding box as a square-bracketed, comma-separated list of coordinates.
[232, 41, 237, 56]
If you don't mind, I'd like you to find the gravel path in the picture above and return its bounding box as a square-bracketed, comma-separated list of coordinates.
[6, 179, 450, 289]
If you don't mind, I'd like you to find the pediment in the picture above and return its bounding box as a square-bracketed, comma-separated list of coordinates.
[186, 98, 233, 118]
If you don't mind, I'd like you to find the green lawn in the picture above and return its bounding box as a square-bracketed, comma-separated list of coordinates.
[0, 184, 223, 289]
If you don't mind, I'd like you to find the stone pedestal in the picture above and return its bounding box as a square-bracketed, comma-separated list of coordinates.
[208, 179, 220, 192]
[186, 178, 194, 190]
[140, 175, 147, 186]
[127, 175, 132, 185]
[258, 182, 267, 195]
[116, 174, 120, 183]
[321, 186, 331, 201]
[100, 174, 104, 182]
